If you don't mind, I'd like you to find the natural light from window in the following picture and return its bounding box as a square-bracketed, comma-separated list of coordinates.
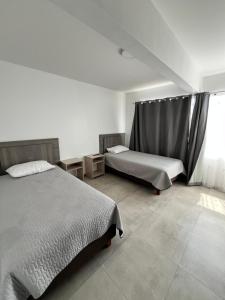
[191, 94, 225, 192]
[198, 192, 225, 216]
[204, 94, 225, 159]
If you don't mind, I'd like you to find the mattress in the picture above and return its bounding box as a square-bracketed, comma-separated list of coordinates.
[105, 150, 184, 190]
[0, 167, 123, 300]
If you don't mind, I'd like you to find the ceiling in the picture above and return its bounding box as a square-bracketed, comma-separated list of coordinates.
[151, 0, 225, 76]
[0, 0, 165, 92]
[1, 0, 223, 91]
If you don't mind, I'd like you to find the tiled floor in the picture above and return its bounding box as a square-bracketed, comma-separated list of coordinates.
[42, 173, 225, 300]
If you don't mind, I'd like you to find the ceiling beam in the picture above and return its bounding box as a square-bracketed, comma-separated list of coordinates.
[203, 72, 225, 92]
[50, 0, 200, 92]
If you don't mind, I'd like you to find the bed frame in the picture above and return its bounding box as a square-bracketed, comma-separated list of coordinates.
[0, 138, 60, 170]
[0, 138, 116, 297]
[99, 133, 178, 195]
[33, 225, 116, 299]
[99, 133, 126, 154]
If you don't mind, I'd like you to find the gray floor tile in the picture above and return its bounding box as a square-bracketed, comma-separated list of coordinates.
[104, 236, 177, 300]
[70, 265, 127, 300]
[117, 193, 155, 234]
[142, 212, 191, 242]
[166, 267, 222, 300]
[100, 183, 134, 203]
[94, 235, 127, 266]
[89, 176, 140, 203]
[160, 199, 201, 229]
[191, 218, 225, 255]
[103, 249, 156, 300]
[133, 222, 188, 264]
[180, 236, 225, 299]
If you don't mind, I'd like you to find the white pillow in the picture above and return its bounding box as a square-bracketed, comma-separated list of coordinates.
[6, 160, 55, 178]
[107, 145, 129, 154]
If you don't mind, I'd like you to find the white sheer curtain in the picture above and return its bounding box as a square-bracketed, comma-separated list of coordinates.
[190, 94, 225, 192]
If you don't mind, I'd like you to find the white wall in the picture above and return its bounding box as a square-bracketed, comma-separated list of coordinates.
[125, 84, 186, 145]
[0, 61, 125, 159]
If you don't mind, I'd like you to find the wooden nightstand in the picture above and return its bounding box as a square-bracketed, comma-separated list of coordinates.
[85, 154, 105, 179]
[60, 158, 84, 180]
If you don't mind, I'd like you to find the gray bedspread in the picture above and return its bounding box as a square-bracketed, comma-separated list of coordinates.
[105, 150, 184, 190]
[0, 167, 122, 300]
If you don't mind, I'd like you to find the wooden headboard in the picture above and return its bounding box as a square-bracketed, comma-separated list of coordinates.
[99, 133, 125, 154]
[0, 138, 60, 170]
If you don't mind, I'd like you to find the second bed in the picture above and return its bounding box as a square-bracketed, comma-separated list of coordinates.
[100, 133, 185, 194]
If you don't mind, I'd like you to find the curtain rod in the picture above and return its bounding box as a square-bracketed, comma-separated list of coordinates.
[210, 90, 225, 95]
[132, 90, 225, 104]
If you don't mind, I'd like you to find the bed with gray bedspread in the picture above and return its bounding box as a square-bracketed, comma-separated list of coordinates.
[105, 150, 184, 190]
[0, 167, 122, 300]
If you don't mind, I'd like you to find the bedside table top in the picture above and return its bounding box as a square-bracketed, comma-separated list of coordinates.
[60, 158, 83, 166]
[85, 153, 104, 159]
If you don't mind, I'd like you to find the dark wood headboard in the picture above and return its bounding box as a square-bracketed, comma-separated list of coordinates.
[99, 133, 125, 154]
[0, 138, 60, 170]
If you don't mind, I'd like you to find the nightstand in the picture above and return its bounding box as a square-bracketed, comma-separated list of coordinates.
[85, 154, 105, 179]
[60, 158, 84, 180]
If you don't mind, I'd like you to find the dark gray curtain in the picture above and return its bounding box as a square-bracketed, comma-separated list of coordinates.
[130, 96, 192, 163]
[187, 92, 210, 182]
[0, 163, 6, 176]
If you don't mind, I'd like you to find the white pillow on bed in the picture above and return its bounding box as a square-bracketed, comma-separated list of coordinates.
[107, 145, 129, 154]
[6, 160, 55, 178]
